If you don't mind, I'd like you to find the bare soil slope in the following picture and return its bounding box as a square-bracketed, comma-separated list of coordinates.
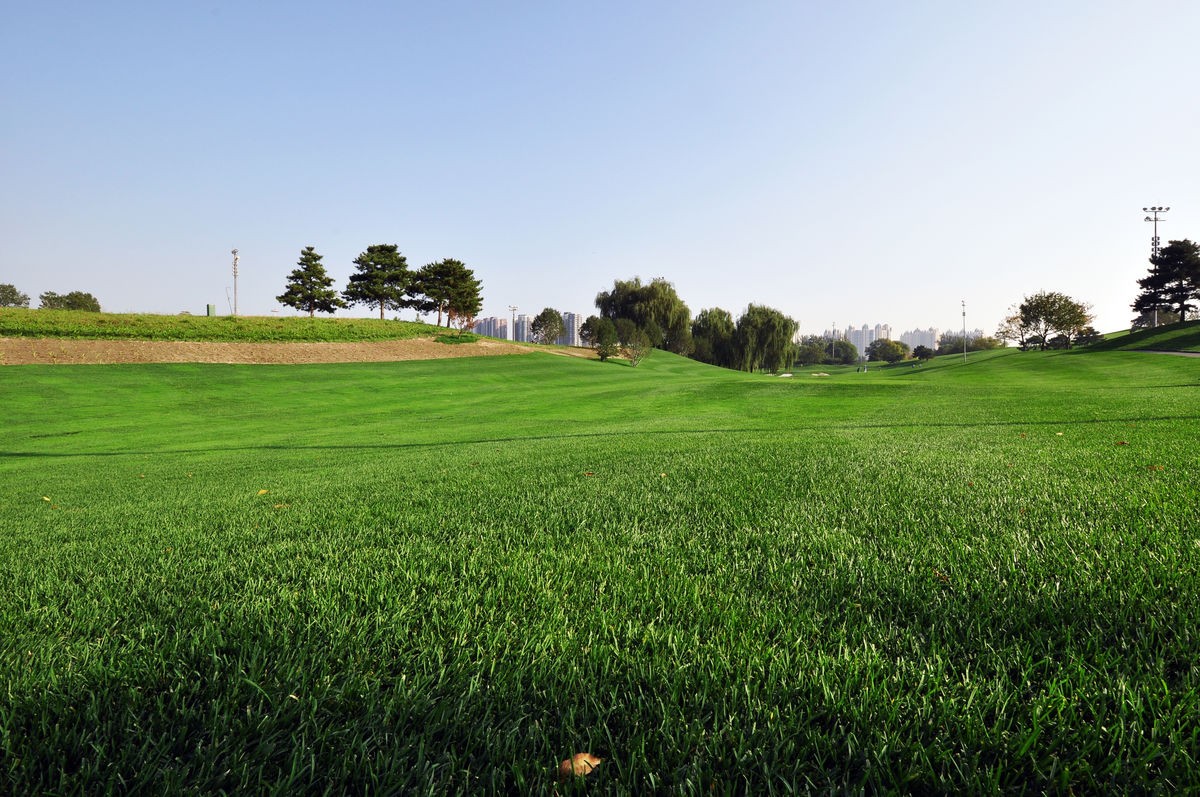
[0, 337, 540, 365]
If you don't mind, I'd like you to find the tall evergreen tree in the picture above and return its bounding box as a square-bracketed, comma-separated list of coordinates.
[342, 244, 411, 320]
[413, 259, 482, 327]
[1133, 239, 1200, 323]
[277, 246, 345, 317]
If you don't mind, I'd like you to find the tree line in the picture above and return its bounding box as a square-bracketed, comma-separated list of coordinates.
[0, 285, 102, 312]
[277, 245, 482, 328]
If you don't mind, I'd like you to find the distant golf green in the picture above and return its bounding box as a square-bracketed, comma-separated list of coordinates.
[2, 339, 1197, 793]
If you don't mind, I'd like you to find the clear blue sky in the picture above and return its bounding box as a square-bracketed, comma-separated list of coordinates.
[3, 1, 1198, 336]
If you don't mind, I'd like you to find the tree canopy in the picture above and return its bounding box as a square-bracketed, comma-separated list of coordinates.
[595, 277, 692, 354]
[40, 291, 101, 312]
[530, 307, 565, 345]
[342, 244, 411, 320]
[866, 338, 910, 363]
[997, 292, 1093, 350]
[0, 284, 30, 308]
[1133, 239, 1200, 324]
[277, 247, 345, 317]
[580, 315, 619, 361]
[734, 305, 797, 373]
[415, 259, 482, 327]
[690, 308, 738, 369]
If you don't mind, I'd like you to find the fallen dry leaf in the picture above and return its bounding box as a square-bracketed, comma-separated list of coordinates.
[257, 489, 269, 495]
[558, 752, 602, 781]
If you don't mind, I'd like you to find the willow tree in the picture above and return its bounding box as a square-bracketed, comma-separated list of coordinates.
[595, 276, 692, 354]
[734, 305, 797, 373]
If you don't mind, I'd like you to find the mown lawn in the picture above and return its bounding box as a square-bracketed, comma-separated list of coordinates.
[1, 348, 1197, 793]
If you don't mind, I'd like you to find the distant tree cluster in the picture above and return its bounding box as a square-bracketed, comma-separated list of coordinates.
[0, 284, 31, 308]
[579, 277, 805, 371]
[793, 336, 859, 366]
[996, 291, 1095, 350]
[936, 333, 1005, 357]
[276, 245, 482, 328]
[41, 291, 102, 312]
[1131, 239, 1200, 326]
[1, 285, 102, 311]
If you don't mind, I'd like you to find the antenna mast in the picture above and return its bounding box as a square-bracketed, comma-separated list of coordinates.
[231, 249, 240, 316]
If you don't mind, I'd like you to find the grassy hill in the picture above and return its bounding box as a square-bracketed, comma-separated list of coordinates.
[1, 347, 1197, 793]
[0, 307, 445, 341]
[1089, 319, 1200, 352]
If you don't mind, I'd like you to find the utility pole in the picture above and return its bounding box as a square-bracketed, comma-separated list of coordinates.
[508, 305, 518, 341]
[1143, 206, 1169, 327]
[961, 300, 967, 361]
[231, 249, 240, 316]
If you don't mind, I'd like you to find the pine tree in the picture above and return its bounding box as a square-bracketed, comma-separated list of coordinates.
[277, 246, 345, 317]
[342, 244, 411, 320]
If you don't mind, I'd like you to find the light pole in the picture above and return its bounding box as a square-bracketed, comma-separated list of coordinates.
[1143, 206, 1169, 259]
[231, 249, 240, 316]
[961, 300, 967, 360]
[508, 305, 518, 341]
[1143, 206, 1169, 327]
[830, 322, 836, 364]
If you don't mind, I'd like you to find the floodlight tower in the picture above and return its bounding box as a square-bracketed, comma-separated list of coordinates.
[1142, 207, 1170, 326]
[508, 305, 518, 341]
[1143, 206, 1169, 259]
[231, 249, 240, 316]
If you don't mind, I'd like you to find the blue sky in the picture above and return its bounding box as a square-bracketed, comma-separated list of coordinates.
[3, 1, 1198, 336]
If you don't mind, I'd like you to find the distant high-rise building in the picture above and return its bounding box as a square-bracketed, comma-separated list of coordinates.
[900, 327, 940, 350]
[473, 317, 509, 339]
[515, 314, 532, 343]
[559, 312, 583, 346]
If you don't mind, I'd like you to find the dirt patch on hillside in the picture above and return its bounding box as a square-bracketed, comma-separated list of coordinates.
[0, 337, 551, 365]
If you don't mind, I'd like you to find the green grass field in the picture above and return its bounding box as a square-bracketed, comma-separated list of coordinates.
[2, 343, 1198, 793]
[0, 307, 445, 342]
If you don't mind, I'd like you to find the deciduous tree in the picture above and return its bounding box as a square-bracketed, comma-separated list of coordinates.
[0, 284, 30, 308]
[866, 338, 909, 363]
[531, 307, 565, 345]
[40, 291, 101, 312]
[277, 246, 345, 317]
[580, 315, 619, 360]
[1013, 291, 1093, 350]
[595, 276, 692, 354]
[690, 307, 737, 369]
[734, 305, 797, 373]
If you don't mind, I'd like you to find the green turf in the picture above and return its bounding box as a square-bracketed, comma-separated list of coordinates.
[1091, 320, 1200, 352]
[1, 348, 1198, 793]
[0, 307, 448, 342]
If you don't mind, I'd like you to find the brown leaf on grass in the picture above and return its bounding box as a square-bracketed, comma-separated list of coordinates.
[1115, 441, 1129, 446]
[933, 567, 952, 585]
[557, 752, 602, 781]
